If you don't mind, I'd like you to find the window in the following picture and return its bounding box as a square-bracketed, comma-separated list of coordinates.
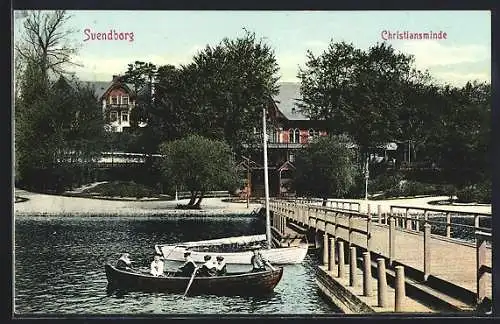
[110, 111, 118, 122]
[122, 112, 129, 122]
[308, 129, 317, 142]
[122, 96, 129, 105]
[111, 96, 118, 105]
[294, 129, 300, 143]
[288, 129, 294, 143]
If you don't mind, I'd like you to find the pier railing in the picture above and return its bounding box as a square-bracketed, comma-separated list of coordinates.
[269, 199, 492, 305]
[385, 205, 491, 242]
[286, 197, 361, 212]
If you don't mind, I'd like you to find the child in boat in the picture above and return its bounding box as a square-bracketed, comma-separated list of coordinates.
[197, 255, 218, 277]
[116, 253, 133, 271]
[178, 251, 197, 276]
[215, 256, 227, 275]
[150, 254, 164, 277]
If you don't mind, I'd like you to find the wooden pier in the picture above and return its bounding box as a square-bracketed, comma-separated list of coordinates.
[269, 198, 492, 313]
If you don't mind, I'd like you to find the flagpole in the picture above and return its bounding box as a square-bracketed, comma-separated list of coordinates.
[263, 106, 272, 249]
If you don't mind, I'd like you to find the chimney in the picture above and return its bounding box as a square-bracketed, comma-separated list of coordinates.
[112, 75, 122, 82]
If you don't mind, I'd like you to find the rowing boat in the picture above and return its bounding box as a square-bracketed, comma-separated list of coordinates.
[105, 263, 283, 296]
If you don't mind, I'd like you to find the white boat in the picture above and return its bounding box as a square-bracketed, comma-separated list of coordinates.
[154, 234, 308, 265]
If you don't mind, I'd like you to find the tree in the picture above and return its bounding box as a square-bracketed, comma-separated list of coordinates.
[159, 135, 239, 209]
[430, 81, 491, 187]
[294, 135, 358, 204]
[15, 10, 80, 79]
[192, 30, 280, 155]
[15, 10, 104, 191]
[121, 61, 158, 128]
[16, 73, 105, 191]
[143, 30, 280, 156]
[297, 41, 420, 161]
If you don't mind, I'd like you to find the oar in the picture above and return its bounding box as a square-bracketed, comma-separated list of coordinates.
[264, 259, 276, 271]
[182, 267, 198, 298]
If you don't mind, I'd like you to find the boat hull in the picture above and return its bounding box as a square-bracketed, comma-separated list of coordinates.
[157, 244, 308, 265]
[105, 263, 283, 296]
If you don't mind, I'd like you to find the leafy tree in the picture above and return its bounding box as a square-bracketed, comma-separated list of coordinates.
[432, 82, 491, 187]
[297, 41, 420, 160]
[294, 135, 358, 204]
[140, 30, 280, 156]
[15, 11, 104, 191]
[159, 135, 239, 209]
[121, 61, 158, 128]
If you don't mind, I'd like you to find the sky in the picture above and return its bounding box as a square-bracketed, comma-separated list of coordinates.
[13, 10, 491, 86]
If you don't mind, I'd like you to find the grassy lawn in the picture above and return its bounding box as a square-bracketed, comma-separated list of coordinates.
[69, 181, 172, 200]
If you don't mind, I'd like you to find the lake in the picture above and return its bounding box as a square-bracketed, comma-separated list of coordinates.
[14, 215, 338, 316]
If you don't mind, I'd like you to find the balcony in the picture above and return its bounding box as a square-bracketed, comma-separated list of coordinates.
[242, 141, 307, 150]
[267, 142, 306, 149]
[106, 103, 132, 110]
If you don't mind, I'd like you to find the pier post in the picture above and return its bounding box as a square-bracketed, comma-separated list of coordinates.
[424, 223, 431, 281]
[323, 232, 329, 266]
[474, 214, 480, 231]
[367, 212, 372, 252]
[329, 237, 336, 273]
[405, 208, 411, 230]
[377, 258, 388, 307]
[348, 213, 353, 247]
[349, 246, 358, 287]
[377, 205, 382, 224]
[476, 231, 491, 305]
[338, 241, 345, 278]
[389, 216, 396, 266]
[446, 212, 451, 238]
[363, 251, 372, 296]
[395, 266, 406, 312]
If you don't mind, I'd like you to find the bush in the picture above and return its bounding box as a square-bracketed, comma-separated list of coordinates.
[456, 180, 491, 204]
[369, 172, 404, 194]
[86, 181, 159, 198]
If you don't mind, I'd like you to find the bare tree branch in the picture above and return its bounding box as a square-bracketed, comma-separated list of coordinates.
[16, 10, 79, 78]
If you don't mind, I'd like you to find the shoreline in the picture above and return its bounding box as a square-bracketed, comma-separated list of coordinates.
[14, 189, 491, 217]
[14, 188, 262, 217]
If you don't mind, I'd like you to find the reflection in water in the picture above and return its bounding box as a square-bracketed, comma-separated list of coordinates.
[15, 216, 336, 315]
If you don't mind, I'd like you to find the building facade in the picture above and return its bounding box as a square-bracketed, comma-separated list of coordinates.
[239, 82, 330, 197]
[87, 75, 138, 133]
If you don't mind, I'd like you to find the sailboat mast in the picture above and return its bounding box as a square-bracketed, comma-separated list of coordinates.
[262, 107, 272, 249]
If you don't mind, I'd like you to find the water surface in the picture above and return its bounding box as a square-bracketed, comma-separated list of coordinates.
[14, 215, 337, 315]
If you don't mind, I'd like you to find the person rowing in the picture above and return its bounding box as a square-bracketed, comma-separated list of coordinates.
[251, 249, 274, 272]
[178, 251, 197, 277]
